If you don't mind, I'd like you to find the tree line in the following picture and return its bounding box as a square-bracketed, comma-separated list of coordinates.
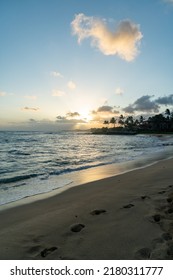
[103, 109, 173, 133]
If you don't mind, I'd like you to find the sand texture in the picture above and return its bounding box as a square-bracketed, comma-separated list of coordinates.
[0, 158, 173, 260]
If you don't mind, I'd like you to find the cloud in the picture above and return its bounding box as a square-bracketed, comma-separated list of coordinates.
[51, 71, 63, 78]
[66, 112, 80, 118]
[67, 80, 76, 90]
[95, 105, 119, 114]
[123, 95, 161, 114]
[24, 95, 37, 100]
[124, 95, 160, 114]
[91, 105, 119, 123]
[56, 115, 66, 121]
[56, 114, 86, 124]
[97, 105, 114, 112]
[115, 87, 124, 95]
[56, 111, 88, 126]
[155, 94, 173, 105]
[0, 91, 7, 96]
[21, 107, 39, 111]
[29, 118, 37, 122]
[71, 13, 143, 61]
[123, 94, 173, 114]
[52, 90, 66, 97]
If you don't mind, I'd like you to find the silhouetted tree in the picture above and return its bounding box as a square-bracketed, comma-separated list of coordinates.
[110, 117, 116, 128]
[124, 116, 134, 130]
[103, 120, 109, 127]
[165, 108, 171, 120]
[92, 108, 173, 134]
[148, 114, 167, 132]
[118, 114, 125, 127]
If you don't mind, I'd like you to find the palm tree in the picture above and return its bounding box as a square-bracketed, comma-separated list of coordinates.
[110, 117, 116, 128]
[124, 116, 134, 130]
[148, 114, 166, 132]
[139, 115, 144, 124]
[103, 120, 109, 128]
[165, 108, 171, 120]
[118, 114, 125, 127]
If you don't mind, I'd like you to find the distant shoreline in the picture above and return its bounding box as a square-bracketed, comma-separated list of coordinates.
[90, 127, 173, 135]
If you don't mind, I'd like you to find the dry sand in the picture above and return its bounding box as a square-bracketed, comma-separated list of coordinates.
[0, 158, 173, 260]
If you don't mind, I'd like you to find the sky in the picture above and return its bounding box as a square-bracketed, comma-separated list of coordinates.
[1, 0, 173, 131]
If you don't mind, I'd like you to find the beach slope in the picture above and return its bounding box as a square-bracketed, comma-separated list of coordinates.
[0, 158, 173, 260]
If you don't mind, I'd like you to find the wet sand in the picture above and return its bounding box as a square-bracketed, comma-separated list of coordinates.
[0, 158, 173, 260]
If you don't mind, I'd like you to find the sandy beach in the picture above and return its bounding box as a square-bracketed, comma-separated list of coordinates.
[0, 158, 173, 260]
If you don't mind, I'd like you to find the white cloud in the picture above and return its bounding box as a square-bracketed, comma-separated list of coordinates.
[51, 71, 63, 78]
[67, 80, 76, 90]
[115, 87, 124, 95]
[24, 95, 37, 100]
[71, 13, 143, 61]
[52, 90, 66, 97]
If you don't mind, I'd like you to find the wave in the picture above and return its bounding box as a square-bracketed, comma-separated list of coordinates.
[49, 162, 110, 176]
[1, 132, 172, 189]
[162, 142, 173, 146]
[8, 150, 31, 156]
[0, 173, 40, 184]
[0, 163, 109, 185]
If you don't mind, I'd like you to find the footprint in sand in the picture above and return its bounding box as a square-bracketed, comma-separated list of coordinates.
[70, 223, 85, 233]
[158, 190, 166, 194]
[40, 247, 58, 258]
[25, 235, 58, 258]
[151, 233, 172, 248]
[166, 207, 173, 214]
[135, 247, 151, 259]
[123, 203, 134, 209]
[151, 237, 164, 247]
[166, 242, 173, 257]
[27, 245, 42, 254]
[162, 232, 172, 241]
[167, 197, 173, 203]
[141, 195, 150, 200]
[90, 209, 107, 215]
[153, 214, 161, 222]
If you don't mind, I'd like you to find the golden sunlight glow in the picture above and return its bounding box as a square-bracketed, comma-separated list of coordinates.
[78, 108, 93, 122]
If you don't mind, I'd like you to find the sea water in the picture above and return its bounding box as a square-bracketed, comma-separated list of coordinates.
[0, 131, 173, 206]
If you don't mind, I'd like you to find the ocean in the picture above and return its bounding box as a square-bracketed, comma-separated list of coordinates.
[0, 131, 173, 206]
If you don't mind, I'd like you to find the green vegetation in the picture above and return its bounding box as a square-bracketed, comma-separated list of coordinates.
[91, 109, 173, 135]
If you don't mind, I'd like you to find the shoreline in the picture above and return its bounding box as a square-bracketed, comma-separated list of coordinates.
[1, 132, 173, 209]
[1, 146, 173, 211]
[0, 157, 173, 259]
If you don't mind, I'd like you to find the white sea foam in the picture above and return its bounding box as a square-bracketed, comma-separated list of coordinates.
[0, 131, 173, 205]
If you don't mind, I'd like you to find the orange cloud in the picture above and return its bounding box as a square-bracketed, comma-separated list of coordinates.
[72, 13, 143, 61]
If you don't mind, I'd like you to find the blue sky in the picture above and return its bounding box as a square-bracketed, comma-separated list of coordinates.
[1, 0, 173, 131]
